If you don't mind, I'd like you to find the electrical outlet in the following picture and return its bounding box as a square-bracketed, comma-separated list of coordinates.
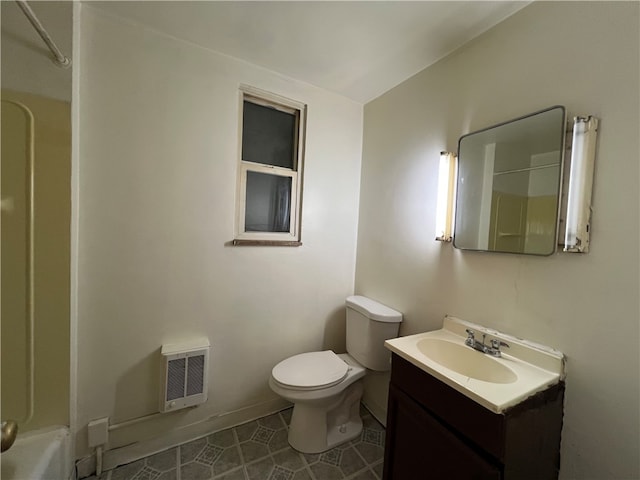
[87, 417, 109, 447]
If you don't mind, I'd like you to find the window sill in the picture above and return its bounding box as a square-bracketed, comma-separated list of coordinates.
[232, 239, 302, 247]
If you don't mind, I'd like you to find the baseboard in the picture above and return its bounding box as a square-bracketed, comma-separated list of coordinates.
[76, 398, 290, 477]
[100, 398, 289, 472]
[362, 399, 387, 427]
[75, 455, 94, 479]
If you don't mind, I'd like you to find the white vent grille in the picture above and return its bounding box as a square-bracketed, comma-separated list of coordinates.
[186, 355, 205, 396]
[166, 358, 186, 401]
[160, 340, 209, 412]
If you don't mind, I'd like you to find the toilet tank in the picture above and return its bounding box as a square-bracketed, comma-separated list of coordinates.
[345, 296, 402, 372]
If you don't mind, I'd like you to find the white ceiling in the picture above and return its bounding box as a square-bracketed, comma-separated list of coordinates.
[91, 1, 530, 104]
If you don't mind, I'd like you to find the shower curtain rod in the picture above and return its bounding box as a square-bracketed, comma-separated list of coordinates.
[16, 0, 71, 68]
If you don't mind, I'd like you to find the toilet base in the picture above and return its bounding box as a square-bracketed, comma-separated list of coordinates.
[288, 381, 364, 454]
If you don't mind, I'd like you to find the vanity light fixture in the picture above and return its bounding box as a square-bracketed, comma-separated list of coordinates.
[564, 116, 599, 253]
[435, 151, 457, 242]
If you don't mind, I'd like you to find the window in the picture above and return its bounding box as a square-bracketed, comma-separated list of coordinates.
[234, 86, 306, 245]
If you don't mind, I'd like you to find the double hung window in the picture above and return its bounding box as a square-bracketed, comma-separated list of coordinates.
[234, 86, 306, 245]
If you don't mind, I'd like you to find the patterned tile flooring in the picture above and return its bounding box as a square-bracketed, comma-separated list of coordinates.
[85, 405, 385, 480]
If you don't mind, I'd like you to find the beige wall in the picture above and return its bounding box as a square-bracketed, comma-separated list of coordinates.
[1, 2, 71, 433]
[356, 2, 639, 479]
[0, 1, 72, 102]
[75, 6, 362, 459]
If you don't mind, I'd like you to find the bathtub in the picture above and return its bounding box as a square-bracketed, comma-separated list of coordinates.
[1, 426, 72, 480]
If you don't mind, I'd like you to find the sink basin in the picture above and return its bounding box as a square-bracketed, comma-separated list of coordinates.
[416, 338, 517, 384]
[384, 316, 565, 413]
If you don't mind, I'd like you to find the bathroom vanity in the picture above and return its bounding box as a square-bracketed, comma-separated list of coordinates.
[382, 317, 565, 480]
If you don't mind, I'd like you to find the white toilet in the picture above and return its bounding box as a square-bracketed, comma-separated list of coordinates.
[269, 295, 402, 453]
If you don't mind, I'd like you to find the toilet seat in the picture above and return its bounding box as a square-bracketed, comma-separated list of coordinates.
[272, 350, 348, 391]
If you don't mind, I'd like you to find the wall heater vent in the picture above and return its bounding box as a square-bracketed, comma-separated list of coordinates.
[160, 339, 210, 413]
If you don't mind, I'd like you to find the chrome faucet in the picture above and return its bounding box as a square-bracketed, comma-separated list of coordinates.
[488, 338, 510, 357]
[465, 329, 509, 357]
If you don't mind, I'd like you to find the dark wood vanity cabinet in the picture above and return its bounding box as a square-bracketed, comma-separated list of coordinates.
[383, 354, 564, 480]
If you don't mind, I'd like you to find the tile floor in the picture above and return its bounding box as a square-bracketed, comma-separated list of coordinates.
[85, 405, 385, 480]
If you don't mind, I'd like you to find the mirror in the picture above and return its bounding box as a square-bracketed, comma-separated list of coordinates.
[453, 106, 566, 256]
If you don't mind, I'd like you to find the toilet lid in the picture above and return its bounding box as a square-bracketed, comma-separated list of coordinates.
[272, 351, 348, 389]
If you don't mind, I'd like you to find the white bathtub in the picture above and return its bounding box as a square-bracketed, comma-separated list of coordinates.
[1, 426, 72, 480]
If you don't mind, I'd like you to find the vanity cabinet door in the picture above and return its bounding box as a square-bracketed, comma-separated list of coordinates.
[383, 384, 502, 480]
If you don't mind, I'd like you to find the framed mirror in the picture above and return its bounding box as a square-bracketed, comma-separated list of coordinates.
[453, 106, 566, 256]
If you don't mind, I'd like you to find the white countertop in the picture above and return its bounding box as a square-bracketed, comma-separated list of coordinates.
[384, 316, 565, 413]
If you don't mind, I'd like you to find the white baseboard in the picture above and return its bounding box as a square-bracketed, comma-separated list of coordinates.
[100, 398, 289, 472]
[361, 399, 387, 427]
[75, 455, 95, 479]
[75, 398, 290, 478]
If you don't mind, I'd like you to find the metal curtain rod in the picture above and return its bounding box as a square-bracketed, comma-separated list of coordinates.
[15, 0, 71, 68]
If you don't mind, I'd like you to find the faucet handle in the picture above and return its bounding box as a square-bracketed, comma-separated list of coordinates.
[465, 329, 475, 346]
[490, 339, 509, 349]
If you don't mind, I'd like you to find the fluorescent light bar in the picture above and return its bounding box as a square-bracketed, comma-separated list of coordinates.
[435, 151, 457, 242]
[564, 116, 598, 253]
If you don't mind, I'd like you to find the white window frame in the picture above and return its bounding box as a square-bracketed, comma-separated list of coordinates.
[234, 85, 306, 245]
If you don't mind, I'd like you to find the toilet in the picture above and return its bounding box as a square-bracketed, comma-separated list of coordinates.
[269, 295, 402, 453]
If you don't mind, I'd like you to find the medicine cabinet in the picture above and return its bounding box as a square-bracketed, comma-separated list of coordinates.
[453, 106, 566, 256]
